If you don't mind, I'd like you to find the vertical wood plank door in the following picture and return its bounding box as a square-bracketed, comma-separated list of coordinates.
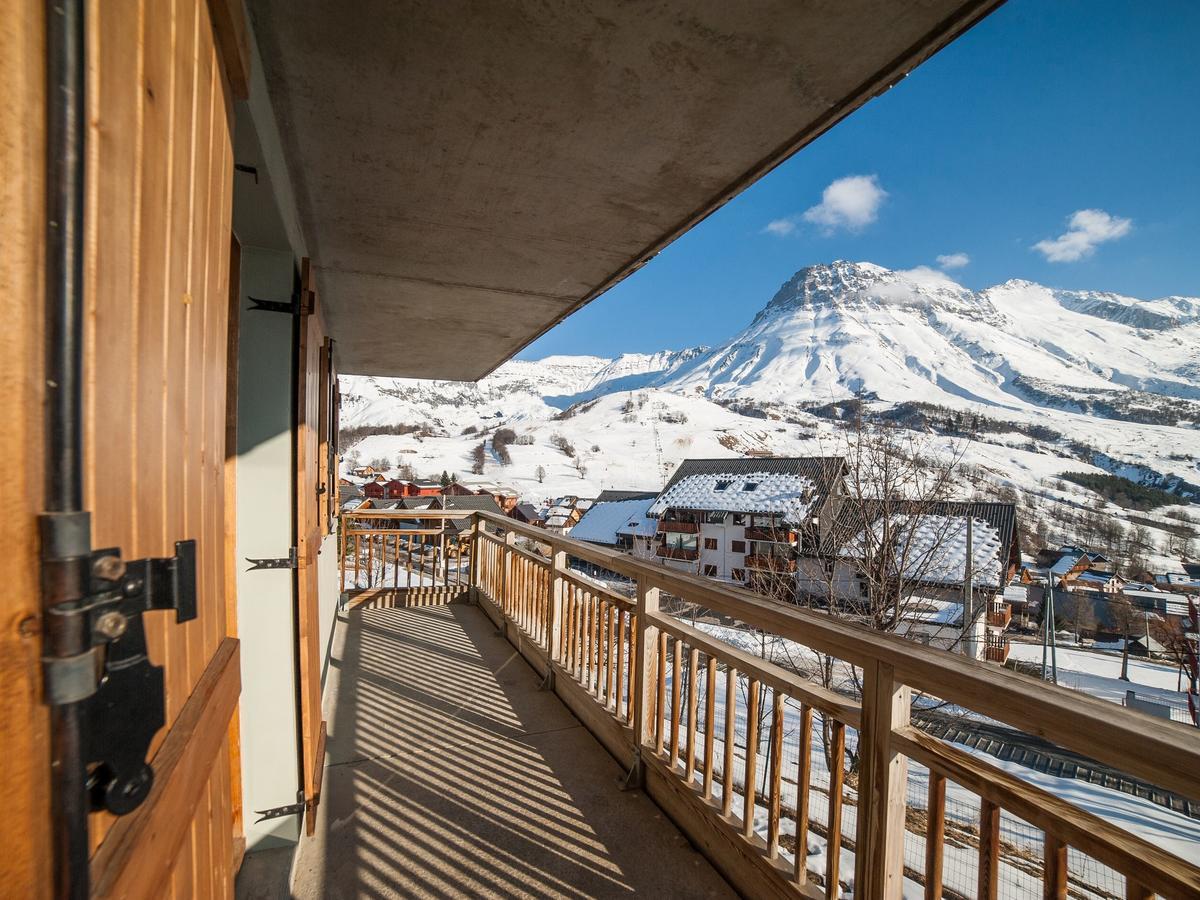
[296, 258, 329, 835]
[80, 0, 244, 896]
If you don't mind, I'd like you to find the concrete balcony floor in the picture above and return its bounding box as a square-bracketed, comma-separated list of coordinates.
[291, 601, 734, 898]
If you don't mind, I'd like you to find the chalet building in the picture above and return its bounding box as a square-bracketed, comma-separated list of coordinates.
[11, 4, 1194, 899]
[509, 503, 545, 527]
[648, 458, 847, 584]
[570, 493, 659, 555]
[802, 500, 1021, 662]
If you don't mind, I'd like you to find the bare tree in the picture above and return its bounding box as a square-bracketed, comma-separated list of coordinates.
[1060, 592, 1097, 642]
[535, 465, 546, 484]
[470, 442, 486, 475]
[1109, 596, 1145, 681]
[1148, 609, 1199, 724]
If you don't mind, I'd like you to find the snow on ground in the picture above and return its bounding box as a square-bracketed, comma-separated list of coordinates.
[1007, 640, 1189, 705]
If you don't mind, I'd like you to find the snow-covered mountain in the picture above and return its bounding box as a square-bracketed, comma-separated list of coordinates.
[340, 261, 1199, 565]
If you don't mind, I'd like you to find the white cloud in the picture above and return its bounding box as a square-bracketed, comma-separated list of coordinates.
[802, 175, 887, 233]
[1033, 209, 1132, 262]
[936, 252, 970, 269]
[762, 218, 797, 237]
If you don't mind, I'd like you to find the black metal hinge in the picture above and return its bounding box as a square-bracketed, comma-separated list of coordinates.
[245, 547, 298, 571]
[41, 513, 198, 816]
[249, 289, 311, 316]
[254, 791, 310, 823]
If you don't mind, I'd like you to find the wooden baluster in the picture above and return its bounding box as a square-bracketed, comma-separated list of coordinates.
[367, 533, 374, 586]
[597, 600, 608, 701]
[1125, 882, 1154, 900]
[978, 798, 1000, 900]
[794, 705, 813, 885]
[568, 584, 578, 673]
[1043, 833, 1067, 900]
[924, 772, 946, 900]
[684, 646, 700, 783]
[703, 655, 716, 799]
[669, 639, 683, 769]
[826, 719, 846, 900]
[354, 533, 361, 588]
[406, 535, 413, 589]
[722, 665, 736, 817]
[743, 679, 760, 839]
[549, 550, 565, 660]
[607, 605, 618, 708]
[767, 691, 784, 859]
[590, 594, 601, 694]
[655, 631, 668, 756]
[616, 608, 627, 718]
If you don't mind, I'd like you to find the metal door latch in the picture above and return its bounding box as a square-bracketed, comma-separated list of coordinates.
[245, 547, 298, 570]
[41, 518, 198, 816]
[249, 290, 311, 316]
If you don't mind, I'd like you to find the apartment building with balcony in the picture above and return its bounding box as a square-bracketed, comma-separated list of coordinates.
[647, 457, 847, 585]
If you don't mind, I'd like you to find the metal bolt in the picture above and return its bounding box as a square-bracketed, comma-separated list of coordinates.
[94, 610, 128, 641]
[123, 577, 145, 598]
[93, 554, 126, 581]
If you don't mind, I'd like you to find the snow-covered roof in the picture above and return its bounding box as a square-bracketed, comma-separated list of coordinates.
[570, 498, 658, 546]
[548, 505, 573, 517]
[844, 514, 1004, 588]
[1050, 553, 1085, 576]
[545, 515, 571, 528]
[899, 598, 963, 627]
[649, 471, 817, 520]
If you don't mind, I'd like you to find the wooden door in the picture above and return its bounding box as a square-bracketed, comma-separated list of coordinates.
[1, 0, 248, 896]
[295, 259, 328, 834]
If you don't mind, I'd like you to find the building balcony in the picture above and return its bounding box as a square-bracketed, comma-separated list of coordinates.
[987, 603, 1013, 630]
[743, 526, 794, 543]
[656, 545, 700, 561]
[744, 553, 796, 572]
[657, 520, 699, 534]
[985, 636, 1011, 664]
[330, 510, 1200, 900]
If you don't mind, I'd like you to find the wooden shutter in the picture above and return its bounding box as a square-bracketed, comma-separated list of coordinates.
[295, 259, 328, 834]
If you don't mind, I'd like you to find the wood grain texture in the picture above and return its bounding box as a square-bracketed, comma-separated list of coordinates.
[80, 0, 238, 892]
[0, 0, 51, 891]
[295, 259, 329, 823]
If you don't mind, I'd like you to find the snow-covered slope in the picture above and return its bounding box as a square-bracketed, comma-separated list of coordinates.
[339, 261, 1199, 564]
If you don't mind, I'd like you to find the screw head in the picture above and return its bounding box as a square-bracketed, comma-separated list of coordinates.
[94, 610, 128, 641]
[93, 554, 126, 581]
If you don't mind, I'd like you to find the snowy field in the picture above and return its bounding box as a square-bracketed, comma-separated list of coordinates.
[1007, 640, 1190, 705]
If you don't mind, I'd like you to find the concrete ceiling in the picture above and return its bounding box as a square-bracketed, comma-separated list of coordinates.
[248, 0, 1003, 379]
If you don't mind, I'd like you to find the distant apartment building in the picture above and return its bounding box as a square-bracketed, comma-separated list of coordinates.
[647, 458, 847, 586]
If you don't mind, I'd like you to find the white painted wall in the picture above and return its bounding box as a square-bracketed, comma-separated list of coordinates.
[235, 246, 301, 850]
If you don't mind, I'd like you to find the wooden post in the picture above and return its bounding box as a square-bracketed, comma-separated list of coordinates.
[500, 530, 516, 621]
[630, 576, 661, 784]
[468, 515, 481, 600]
[548, 548, 566, 664]
[854, 660, 912, 900]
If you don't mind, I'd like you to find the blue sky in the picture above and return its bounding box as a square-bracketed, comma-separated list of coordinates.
[519, 0, 1200, 360]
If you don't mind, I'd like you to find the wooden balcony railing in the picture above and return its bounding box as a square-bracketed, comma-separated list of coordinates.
[656, 545, 700, 562]
[339, 509, 1200, 900]
[743, 526, 794, 543]
[987, 603, 1012, 630]
[744, 553, 796, 572]
[657, 520, 699, 534]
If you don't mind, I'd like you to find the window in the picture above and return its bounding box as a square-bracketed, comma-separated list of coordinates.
[732, 513, 746, 526]
[731, 568, 745, 582]
[731, 540, 746, 554]
[705, 511, 727, 524]
[742, 481, 758, 491]
[714, 479, 732, 491]
[704, 537, 718, 550]
[703, 564, 718, 577]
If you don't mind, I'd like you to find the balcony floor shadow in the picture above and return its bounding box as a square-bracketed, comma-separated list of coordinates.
[292, 601, 734, 899]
